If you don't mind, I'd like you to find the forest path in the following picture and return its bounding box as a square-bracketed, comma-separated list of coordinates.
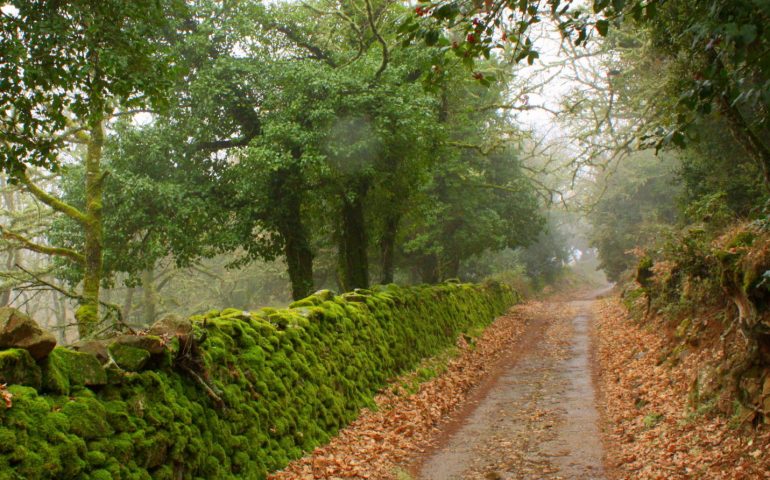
[413, 289, 609, 480]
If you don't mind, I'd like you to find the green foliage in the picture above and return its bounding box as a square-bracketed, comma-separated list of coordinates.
[588, 152, 681, 281]
[677, 119, 769, 220]
[35, 0, 547, 302]
[0, 282, 516, 479]
[0, 0, 189, 175]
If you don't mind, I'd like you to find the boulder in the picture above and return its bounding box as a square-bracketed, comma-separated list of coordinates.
[0, 307, 56, 360]
[111, 334, 165, 355]
[0, 348, 41, 389]
[290, 289, 336, 308]
[340, 292, 368, 303]
[148, 314, 192, 338]
[71, 340, 110, 364]
[108, 343, 150, 372]
[40, 347, 107, 395]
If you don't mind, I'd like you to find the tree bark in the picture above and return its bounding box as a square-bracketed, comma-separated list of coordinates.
[55, 293, 68, 344]
[442, 255, 461, 281]
[339, 181, 369, 291]
[379, 214, 399, 284]
[269, 164, 314, 300]
[142, 268, 157, 325]
[419, 254, 440, 284]
[75, 117, 105, 337]
[0, 175, 16, 305]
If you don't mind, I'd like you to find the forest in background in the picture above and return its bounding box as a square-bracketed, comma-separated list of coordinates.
[1, 0, 769, 355]
[2, 0, 770, 478]
[0, 0, 581, 343]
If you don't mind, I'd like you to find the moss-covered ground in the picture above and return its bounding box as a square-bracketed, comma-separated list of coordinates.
[0, 281, 516, 479]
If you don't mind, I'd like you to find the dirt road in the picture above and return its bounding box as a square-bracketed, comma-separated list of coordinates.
[414, 292, 608, 480]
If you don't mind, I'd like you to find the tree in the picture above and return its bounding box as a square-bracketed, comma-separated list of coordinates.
[0, 0, 188, 335]
[587, 151, 680, 281]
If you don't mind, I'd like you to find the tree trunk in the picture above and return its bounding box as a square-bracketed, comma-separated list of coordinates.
[0, 176, 15, 305]
[142, 268, 157, 325]
[442, 255, 461, 281]
[419, 254, 440, 284]
[284, 231, 314, 300]
[122, 286, 135, 325]
[54, 291, 68, 344]
[339, 181, 369, 291]
[75, 118, 105, 337]
[379, 214, 399, 284]
[269, 164, 314, 300]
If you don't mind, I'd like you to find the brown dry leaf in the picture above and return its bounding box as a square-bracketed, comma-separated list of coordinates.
[0, 383, 11, 409]
[594, 298, 770, 479]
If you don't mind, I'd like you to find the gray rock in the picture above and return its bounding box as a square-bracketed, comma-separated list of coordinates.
[71, 339, 110, 364]
[148, 314, 192, 337]
[111, 334, 165, 355]
[0, 307, 56, 360]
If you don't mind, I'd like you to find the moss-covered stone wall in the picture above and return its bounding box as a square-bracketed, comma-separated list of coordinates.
[0, 281, 516, 479]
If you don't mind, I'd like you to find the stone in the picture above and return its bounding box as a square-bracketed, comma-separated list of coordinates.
[40, 347, 107, 395]
[108, 343, 151, 371]
[71, 340, 110, 364]
[0, 307, 56, 360]
[111, 334, 165, 355]
[290, 289, 336, 308]
[0, 348, 41, 389]
[341, 293, 368, 303]
[219, 308, 250, 320]
[148, 314, 192, 338]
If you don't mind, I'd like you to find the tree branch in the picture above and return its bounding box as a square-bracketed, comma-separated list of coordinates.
[364, 0, 389, 79]
[14, 264, 134, 335]
[272, 22, 337, 68]
[19, 172, 89, 225]
[1, 227, 85, 264]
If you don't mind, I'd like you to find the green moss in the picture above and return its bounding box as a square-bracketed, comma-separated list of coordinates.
[109, 344, 151, 371]
[90, 470, 113, 480]
[62, 396, 113, 439]
[0, 282, 516, 480]
[0, 348, 41, 389]
[642, 412, 664, 429]
[41, 347, 107, 395]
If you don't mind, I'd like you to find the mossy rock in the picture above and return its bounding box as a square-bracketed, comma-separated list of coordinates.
[0, 281, 517, 479]
[41, 347, 107, 395]
[0, 307, 56, 360]
[0, 348, 41, 389]
[112, 334, 165, 355]
[220, 308, 251, 321]
[148, 314, 193, 337]
[340, 293, 368, 303]
[295, 290, 336, 307]
[61, 396, 113, 439]
[71, 340, 110, 364]
[108, 344, 151, 372]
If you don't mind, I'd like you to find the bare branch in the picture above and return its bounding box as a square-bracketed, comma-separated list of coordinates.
[364, 0, 389, 79]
